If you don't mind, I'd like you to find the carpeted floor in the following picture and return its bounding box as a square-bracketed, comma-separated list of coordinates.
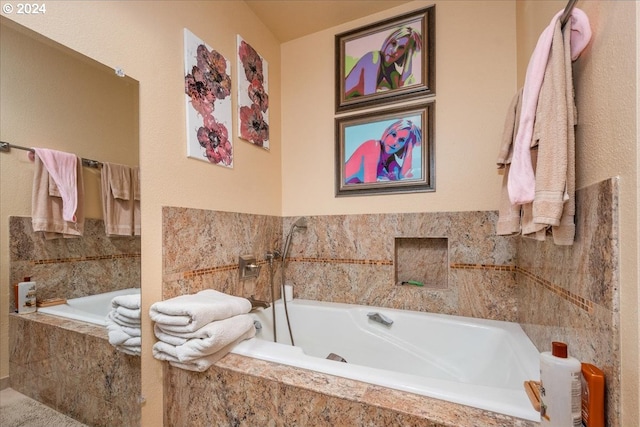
[0, 388, 88, 427]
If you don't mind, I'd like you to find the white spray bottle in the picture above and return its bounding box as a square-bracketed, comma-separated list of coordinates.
[540, 341, 581, 426]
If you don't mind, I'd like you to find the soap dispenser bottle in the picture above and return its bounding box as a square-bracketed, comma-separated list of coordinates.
[15, 277, 37, 314]
[540, 341, 581, 426]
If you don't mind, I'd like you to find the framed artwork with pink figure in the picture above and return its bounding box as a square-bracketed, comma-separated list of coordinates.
[335, 6, 435, 113]
[184, 29, 234, 167]
[335, 101, 435, 196]
[237, 35, 270, 150]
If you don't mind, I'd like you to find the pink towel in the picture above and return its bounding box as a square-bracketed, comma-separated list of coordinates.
[31, 153, 85, 238]
[507, 8, 591, 205]
[33, 148, 79, 222]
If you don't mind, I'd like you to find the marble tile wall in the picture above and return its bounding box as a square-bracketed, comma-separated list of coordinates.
[160, 177, 618, 426]
[164, 356, 537, 427]
[281, 211, 519, 320]
[516, 178, 620, 426]
[162, 207, 519, 320]
[161, 206, 525, 425]
[8, 216, 141, 308]
[162, 207, 282, 301]
[9, 313, 141, 426]
[7, 216, 142, 426]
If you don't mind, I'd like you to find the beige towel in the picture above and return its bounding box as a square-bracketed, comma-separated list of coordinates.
[496, 89, 523, 236]
[132, 166, 141, 236]
[108, 163, 131, 200]
[496, 20, 576, 245]
[101, 162, 134, 236]
[31, 155, 85, 238]
[48, 175, 61, 197]
[525, 18, 576, 245]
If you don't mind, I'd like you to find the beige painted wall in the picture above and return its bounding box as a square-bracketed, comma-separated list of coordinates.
[2, 0, 638, 425]
[282, 0, 517, 215]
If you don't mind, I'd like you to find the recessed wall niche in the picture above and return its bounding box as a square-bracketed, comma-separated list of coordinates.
[394, 237, 448, 289]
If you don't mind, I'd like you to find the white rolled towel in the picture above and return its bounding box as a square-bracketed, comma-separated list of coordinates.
[106, 317, 141, 343]
[115, 305, 141, 320]
[106, 312, 141, 356]
[149, 289, 251, 333]
[112, 293, 141, 310]
[154, 328, 255, 372]
[107, 310, 141, 328]
[111, 334, 141, 348]
[153, 314, 255, 362]
[111, 293, 141, 321]
[154, 324, 191, 347]
[116, 345, 141, 356]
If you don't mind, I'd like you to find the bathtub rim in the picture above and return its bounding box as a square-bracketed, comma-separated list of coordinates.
[36, 287, 140, 326]
[231, 298, 541, 422]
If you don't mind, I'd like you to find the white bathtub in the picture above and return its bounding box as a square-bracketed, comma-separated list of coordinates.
[37, 288, 140, 326]
[232, 299, 541, 422]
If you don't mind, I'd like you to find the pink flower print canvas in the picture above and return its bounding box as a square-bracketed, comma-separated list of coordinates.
[184, 29, 233, 167]
[237, 35, 269, 150]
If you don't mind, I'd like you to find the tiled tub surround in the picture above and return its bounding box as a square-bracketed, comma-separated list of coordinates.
[162, 208, 527, 426]
[517, 178, 620, 427]
[162, 177, 618, 426]
[9, 216, 141, 308]
[162, 208, 519, 318]
[162, 208, 283, 301]
[9, 313, 141, 426]
[281, 212, 519, 321]
[8, 216, 142, 425]
[164, 359, 537, 427]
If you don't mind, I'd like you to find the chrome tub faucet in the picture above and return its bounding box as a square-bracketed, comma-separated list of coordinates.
[248, 295, 270, 310]
[367, 312, 393, 326]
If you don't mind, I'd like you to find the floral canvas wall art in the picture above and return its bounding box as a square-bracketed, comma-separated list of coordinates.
[184, 29, 233, 167]
[237, 35, 269, 150]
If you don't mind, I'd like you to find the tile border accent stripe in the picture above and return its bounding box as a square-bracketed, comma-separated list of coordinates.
[181, 258, 394, 278]
[290, 257, 394, 266]
[32, 253, 141, 265]
[183, 264, 238, 279]
[450, 263, 594, 314]
[177, 260, 594, 314]
[516, 266, 594, 314]
[450, 263, 516, 271]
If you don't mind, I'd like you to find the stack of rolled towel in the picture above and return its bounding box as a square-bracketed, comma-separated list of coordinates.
[149, 289, 255, 372]
[106, 292, 142, 356]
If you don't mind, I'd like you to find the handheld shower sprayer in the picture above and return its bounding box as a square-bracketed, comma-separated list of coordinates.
[282, 217, 308, 261]
[292, 217, 308, 229]
[280, 217, 308, 347]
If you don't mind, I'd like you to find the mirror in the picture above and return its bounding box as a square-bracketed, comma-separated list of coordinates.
[1, 16, 141, 426]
